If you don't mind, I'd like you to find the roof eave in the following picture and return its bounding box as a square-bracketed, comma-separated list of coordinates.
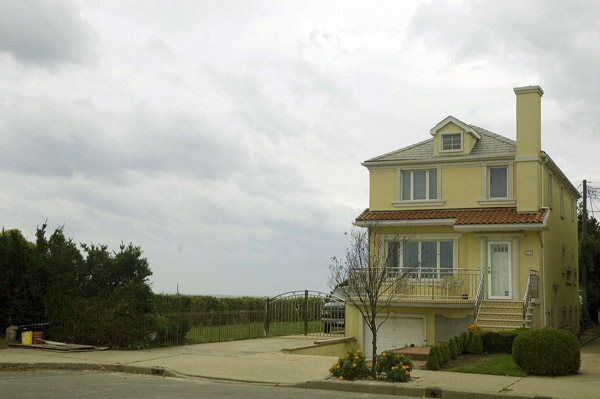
[362, 152, 516, 168]
[453, 223, 546, 232]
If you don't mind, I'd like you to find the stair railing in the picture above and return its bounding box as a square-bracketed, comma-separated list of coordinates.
[474, 266, 486, 323]
[522, 267, 535, 327]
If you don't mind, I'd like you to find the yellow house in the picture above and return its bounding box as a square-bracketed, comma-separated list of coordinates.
[346, 86, 580, 357]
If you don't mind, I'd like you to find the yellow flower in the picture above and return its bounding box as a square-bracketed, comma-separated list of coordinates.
[356, 350, 361, 353]
[367, 364, 372, 368]
[353, 363, 356, 368]
[339, 376, 343, 380]
[406, 371, 410, 376]
[354, 356, 359, 360]
[346, 353, 350, 357]
[336, 365, 340, 369]
[382, 352, 387, 357]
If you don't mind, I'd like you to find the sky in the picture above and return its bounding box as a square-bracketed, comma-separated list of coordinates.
[1, 0, 599, 297]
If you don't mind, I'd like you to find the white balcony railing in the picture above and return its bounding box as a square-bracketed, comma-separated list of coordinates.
[353, 267, 481, 302]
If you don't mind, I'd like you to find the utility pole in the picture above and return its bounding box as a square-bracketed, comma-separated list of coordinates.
[581, 180, 588, 304]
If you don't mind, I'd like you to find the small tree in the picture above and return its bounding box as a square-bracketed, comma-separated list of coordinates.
[329, 227, 412, 376]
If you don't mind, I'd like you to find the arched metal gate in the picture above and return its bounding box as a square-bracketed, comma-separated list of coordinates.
[264, 290, 345, 337]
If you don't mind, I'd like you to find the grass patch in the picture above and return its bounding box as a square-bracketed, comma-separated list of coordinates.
[0, 337, 9, 350]
[186, 320, 333, 344]
[449, 354, 527, 377]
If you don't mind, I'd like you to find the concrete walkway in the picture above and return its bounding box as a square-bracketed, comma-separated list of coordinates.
[2, 330, 600, 398]
[0, 336, 338, 384]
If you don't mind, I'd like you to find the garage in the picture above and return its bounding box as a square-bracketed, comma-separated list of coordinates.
[363, 315, 426, 358]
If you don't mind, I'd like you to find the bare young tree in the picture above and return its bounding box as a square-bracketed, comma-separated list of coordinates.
[329, 226, 412, 375]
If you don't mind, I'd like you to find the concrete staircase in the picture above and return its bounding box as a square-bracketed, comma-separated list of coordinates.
[477, 300, 530, 330]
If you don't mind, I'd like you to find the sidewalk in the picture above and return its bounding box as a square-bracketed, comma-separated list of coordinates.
[1, 330, 600, 398]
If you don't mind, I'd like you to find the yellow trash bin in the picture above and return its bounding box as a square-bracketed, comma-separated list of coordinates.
[21, 331, 33, 345]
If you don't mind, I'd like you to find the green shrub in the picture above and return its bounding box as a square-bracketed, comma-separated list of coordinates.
[512, 328, 580, 375]
[465, 331, 474, 352]
[437, 341, 451, 365]
[479, 331, 505, 353]
[455, 333, 464, 353]
[425, 346, 440, 370]
[500, 329, 528, 354]
[467, 331, 483, 354]
[329, 349, 370, 380]
[448, 337, 459, 359]
[375, 351, 413, 382]
[460, 332, 468, 353]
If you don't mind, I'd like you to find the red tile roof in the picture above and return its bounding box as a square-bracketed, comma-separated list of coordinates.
[355, 207, 547, 225]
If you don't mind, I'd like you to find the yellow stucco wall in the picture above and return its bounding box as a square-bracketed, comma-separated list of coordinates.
[541, 167, 580, 332]
[515, 161, 541, 212]
[369, 164, 517, 211]
[369, 169, 396, 210]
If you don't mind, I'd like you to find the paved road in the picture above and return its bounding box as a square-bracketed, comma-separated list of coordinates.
[0, 370, 418, 399]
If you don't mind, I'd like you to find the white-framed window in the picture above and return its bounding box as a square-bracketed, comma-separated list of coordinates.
[560, 186, 565, 219]
[489, 166, 508, 198]
[386, 239, 454, 279]
[572, 198, 576, 221]
[548, 174, 553, 209]
[401, 169, 438, 201]
[440, 133, 462, 152]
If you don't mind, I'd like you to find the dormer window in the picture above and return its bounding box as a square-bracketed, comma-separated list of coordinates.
[440, 133, 462, 152]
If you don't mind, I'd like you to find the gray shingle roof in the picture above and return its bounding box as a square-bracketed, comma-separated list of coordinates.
[365, 125, 516, 163]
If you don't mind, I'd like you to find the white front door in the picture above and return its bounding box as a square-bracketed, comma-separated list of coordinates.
[488, 242, 511, 299]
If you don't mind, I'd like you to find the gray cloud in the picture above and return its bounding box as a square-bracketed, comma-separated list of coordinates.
[0, 96, 243, 181]
[0, 0, 98, 65]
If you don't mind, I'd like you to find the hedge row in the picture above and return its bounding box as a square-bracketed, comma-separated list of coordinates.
[426, 327, 580, 376]
[426, 330, 484, 370]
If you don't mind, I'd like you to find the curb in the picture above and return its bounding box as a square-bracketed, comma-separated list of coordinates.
[0, 362, 182, 378]
[294, 379, 552, 399]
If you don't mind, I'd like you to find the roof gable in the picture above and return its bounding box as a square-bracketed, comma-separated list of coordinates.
[430, 115, 481, 140]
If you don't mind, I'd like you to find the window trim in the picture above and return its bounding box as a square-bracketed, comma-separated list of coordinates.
[381, 234, 460, 280]
[479, 162, 515, 205]
[439, 132, 463, 153]
[560, 186, 565, 219]
[394, 166, 444, 206]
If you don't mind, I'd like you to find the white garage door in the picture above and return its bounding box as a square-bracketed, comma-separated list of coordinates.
[363, 316, 425, 358]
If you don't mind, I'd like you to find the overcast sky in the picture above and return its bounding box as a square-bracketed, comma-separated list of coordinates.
[1, 0, 599, 296]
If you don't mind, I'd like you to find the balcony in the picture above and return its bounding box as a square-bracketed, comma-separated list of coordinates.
[350, 267, 481, 305]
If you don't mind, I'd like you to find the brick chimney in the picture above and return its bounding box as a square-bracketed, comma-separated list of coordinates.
[514, 85, 544, 213]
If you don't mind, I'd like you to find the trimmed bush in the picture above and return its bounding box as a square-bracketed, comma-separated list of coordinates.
[465, 331, 474, 352]
[448, 337, 459, 359]
[479, 331, 505, 353]
[512, 328, 580, 375]
[375, 351, 414, 382]
[460, 332, 468, 353]
[467, 331, 483, 354]
[425, 346, 440, 370]
[329, 349, 370, 380]
[437, 341, 451, 365]
[500, 329, 528, 354]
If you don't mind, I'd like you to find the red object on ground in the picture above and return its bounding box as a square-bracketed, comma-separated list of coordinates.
[32, 331, 44, 344]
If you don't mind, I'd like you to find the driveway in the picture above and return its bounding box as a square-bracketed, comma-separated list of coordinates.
[0, 336, 338, 384]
